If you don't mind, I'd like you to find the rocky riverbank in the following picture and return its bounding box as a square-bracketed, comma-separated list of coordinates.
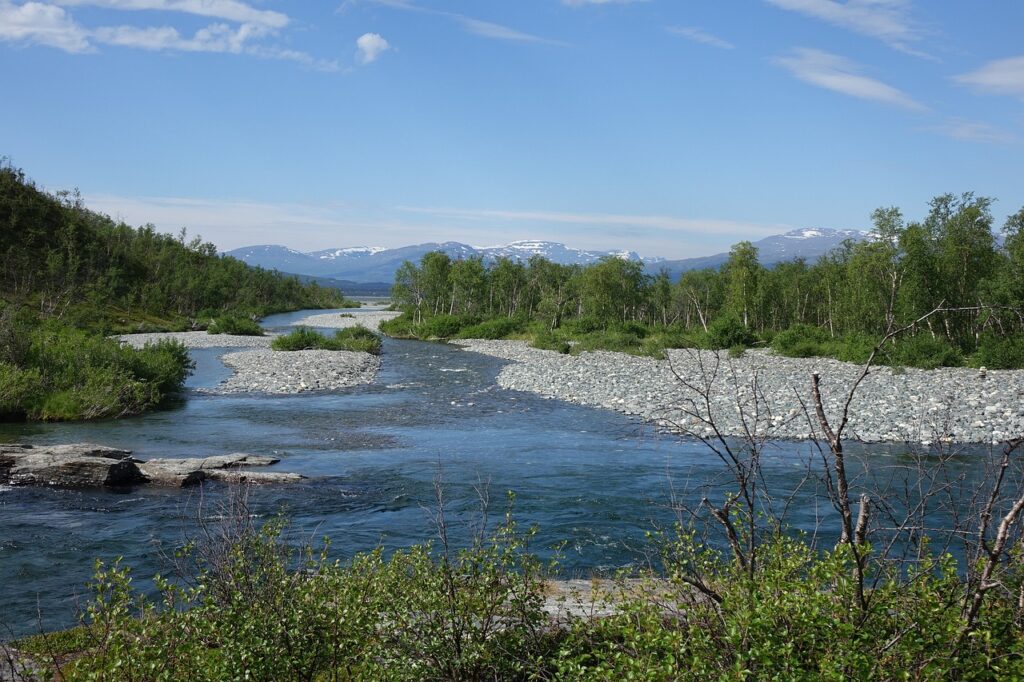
[201, 348, 380, 395]
[116, 331, 272, 349]
[456, 340, 1024, 445]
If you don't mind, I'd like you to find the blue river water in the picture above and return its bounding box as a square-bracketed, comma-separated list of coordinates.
[0, 308, 967, 637]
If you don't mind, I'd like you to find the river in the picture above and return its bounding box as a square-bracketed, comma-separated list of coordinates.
[0, 308, 973, 637]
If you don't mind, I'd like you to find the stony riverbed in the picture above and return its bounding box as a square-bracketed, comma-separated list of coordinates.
[201, 348, 380, 395]
[456, 340, 1024, 444]
[289, 310, 400, 331]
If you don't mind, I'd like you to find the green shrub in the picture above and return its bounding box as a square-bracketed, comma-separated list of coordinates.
[0, 319, 192, 421]
[771, 323, 831, 358]
[531, 330, 571, 354]
[455, 317, 526, 340]
[970, 333, 1024, 369]
[271, 326, 382, 354]
[728, 344, 746, 358]
[378, 313, 417, 338]
[207, 315, 264, 336]
[704, 314, 755, 350]
[891, 333, 961, 369]
[417, 314, 478, 339]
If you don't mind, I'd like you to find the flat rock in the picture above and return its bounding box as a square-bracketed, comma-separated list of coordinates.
[0, 443, 144, 487]
[1, 444, 302, 489]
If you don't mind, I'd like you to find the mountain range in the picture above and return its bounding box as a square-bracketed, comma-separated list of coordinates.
[226, 228, 865, 285]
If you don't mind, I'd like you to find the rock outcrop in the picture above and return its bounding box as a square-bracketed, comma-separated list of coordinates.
[0, 444, 303, 489]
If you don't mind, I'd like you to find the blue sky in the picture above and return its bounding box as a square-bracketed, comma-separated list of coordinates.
[2, 0, 1023, 258]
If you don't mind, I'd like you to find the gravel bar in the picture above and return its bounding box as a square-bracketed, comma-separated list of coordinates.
[200, 349, 380, 395]
[456, 340, 1024, 445]
[289, 310, 400, 331]
[116, 331, 273, 349]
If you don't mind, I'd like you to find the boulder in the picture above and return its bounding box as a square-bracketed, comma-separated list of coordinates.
[0, 444, 303, 489]
[0, 443, 146, 487]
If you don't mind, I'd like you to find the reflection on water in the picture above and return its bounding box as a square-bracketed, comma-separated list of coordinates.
[0, 309, 984, 637]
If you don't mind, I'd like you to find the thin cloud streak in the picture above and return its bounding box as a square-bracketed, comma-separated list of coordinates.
[667, 25, 734, 50]
[397, 206, 788, 239]
[80, 193, 794, 256]
[925, 119, 1019, 145]
[53, 0, 288, 28]
[764, 0, 932, 58]
[349, 0, 565, 46]
[774, 48, 926, 111]
[953, 55, 1024, 98]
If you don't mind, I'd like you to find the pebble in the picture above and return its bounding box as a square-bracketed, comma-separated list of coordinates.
[200, 349, 380, 395]
[455, 340, 1024, 445]
[116, 331, 273, 349]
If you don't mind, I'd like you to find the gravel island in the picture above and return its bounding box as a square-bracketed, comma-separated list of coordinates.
[201, 348, 380, 395]
[456, 340, 1024, 445]
[289, 310, 400, 331]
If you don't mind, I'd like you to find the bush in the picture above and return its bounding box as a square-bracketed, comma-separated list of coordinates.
[728, 344, 746, 358]
[891, 333, 961, 369]
[455, 317, 527, 340]
[531, 330, 571, 354]
[378, 313, 417, 338]
[0, 317, 192, 421]
[704, 314, 755, 350]
[207, 315, 264, 336]
[771, 323, 831, 358]
[271, 326, 382, 354]
[417, 314, 478, 339]
[970, 333, 1024, 369]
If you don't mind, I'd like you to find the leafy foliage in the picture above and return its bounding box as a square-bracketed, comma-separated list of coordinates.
[384, 192, 1024, 367]
[205, 315, 264, 336]
[271, 326, 382, 354]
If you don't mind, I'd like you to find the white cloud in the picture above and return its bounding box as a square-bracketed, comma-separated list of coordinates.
[355, 32, 388, 64]
[0, 0, 91, 52]
[953, 56, 1024, 98]
[0, 0, 342, 70]
[53, 0, 287, 28]
[94, 21, 270, 53]
[667, 26, 734, 50]
[774, 47, 926, 110]
[926, 119, 1019, 145]
[764, 0, 930, 57]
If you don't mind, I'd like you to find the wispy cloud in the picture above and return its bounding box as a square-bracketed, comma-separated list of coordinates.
[926, 119, 1019, 145]
[52, 0, 288, 28]
[397, 206, 788, 239]
[953, 56, 1024, 98]
[76, 192, 795, 256]
[0, 1, 91, 52]
[348, 0, 564, 46]
[355, 31, 388, 63]
[93, 21, 270, 53]
[774, 48, 926, 110]
[764, 0, 931, 58]
[667, 26, 734, 50]
[0, 0, 342, 70]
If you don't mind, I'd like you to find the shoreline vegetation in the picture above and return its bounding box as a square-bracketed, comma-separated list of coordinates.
[381, 193, 1024, 372]
[0, 163, 354, 422]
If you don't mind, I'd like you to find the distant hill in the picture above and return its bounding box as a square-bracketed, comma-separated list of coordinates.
[227, 229, 865, 283]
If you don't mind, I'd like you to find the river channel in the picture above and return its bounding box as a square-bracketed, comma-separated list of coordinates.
[0, 308, 963, 636]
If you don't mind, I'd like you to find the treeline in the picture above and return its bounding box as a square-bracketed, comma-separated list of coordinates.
[386, 193, 1024, 368]
[0, 162, 347, 332]
[0, 163, 349, 420]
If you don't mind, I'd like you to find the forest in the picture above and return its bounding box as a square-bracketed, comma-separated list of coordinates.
[385, 193, 1024, 370]
[0, 163, 350, 420]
